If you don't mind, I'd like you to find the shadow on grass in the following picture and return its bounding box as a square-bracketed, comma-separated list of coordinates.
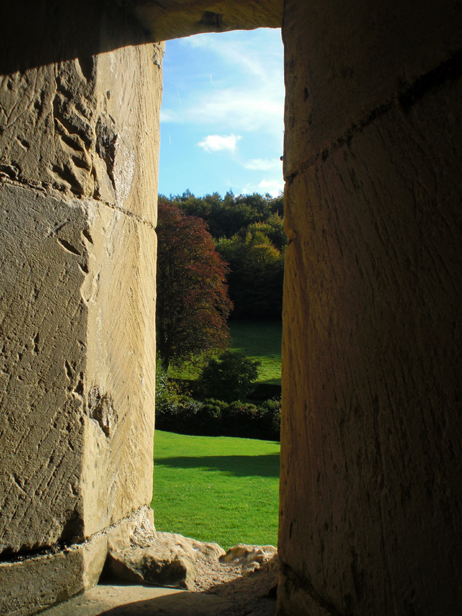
[155, 454, 280, 478]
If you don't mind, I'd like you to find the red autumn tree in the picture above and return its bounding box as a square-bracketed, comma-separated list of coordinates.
[156, 199, 233, 371]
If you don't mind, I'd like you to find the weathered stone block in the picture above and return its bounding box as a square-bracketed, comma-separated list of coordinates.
[279, 43, 462, 616]
[0, 3, 161, 611]
[0, 535, 107, 616]
[0, 46, 162, 223]
[0, 179, 158, 551]
[82, 201, 157, 537]
[282, 0, 462, 175]
[128, 0, 283, 41]
[0, 183, 88, 554]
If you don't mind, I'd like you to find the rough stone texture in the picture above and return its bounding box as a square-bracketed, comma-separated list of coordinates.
[0, 19, 161, 220]
[2, 1, 462, 615]
[0, 506, 154, 616]
[0, 42, 160, 543]
[0, 2, 161, 613]
[0, 183, 88, 553]
[219, 544, 278, 576]
[0, 535, 107, 616]
[38, 542, 279, 615]
[282, 0, 462, 177]
[105, 529, 278, 592]
[106, 535, 220, 590]
[123, 0, 283, 42]
[279, 1, 462, 615]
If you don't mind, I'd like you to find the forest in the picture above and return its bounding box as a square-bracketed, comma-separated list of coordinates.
[155, 191, 285, 441]
[159, 190, 286, 320]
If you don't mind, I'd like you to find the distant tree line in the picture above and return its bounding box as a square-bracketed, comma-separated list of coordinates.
[155, 194, 283, 440]
[159, 191, 286, 320]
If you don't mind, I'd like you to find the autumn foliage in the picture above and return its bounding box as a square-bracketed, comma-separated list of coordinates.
[156, 200, 233, 370]
[159, 191, 286, 319]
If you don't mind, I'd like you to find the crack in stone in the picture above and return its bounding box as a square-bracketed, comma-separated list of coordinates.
[286, 46, 462, 182]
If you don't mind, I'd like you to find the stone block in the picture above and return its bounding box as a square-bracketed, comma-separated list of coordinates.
[0, 535, 107, 616]
[279, 57, 462, 616]
[0, 42, 162, 223]
[283, 0, 462, 175]
[129, 0, 283, 41]
[0, 180, 157, 553]
[81, 200, 157, 537]
[0, 183, 88, 554]
[0, 5, 161, 608]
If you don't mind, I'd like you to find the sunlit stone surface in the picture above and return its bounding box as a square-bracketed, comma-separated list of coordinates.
[1, 1, 461, 614]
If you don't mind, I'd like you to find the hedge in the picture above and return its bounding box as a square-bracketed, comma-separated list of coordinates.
[155, 396, 280, 441]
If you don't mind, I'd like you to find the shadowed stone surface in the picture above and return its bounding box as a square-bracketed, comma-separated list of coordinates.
[1, 1, 462, 615]
[39, 573, 277, 616]
[40, 586, 234, 616]
[279, 1, 462, 614]
[123, 0, 283, 42]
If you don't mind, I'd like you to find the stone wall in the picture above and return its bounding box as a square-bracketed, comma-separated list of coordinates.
[279, 0, 462, 614]
[0, 2, 161, 613]
[1, 1, 461, 615]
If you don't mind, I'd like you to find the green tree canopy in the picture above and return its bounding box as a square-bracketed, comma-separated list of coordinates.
[160, 190, 284, 240]
[216, 215, 287, 319]
[198, 350, 261, 402]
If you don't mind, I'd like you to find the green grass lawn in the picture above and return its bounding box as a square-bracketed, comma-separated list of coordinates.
[170, 320, 282, 385]
[229, 320, 282, 384]
[152, 430, 280, 550]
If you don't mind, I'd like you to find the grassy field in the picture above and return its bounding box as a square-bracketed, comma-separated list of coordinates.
[152, 430, 280, 549]
[170, 320, 282, 385]
[229, 320, 282, 384]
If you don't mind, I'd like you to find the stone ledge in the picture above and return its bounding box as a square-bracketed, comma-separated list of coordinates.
[124, 0, 283, 42]
[0, 536, 106, 616]
[0, 506, 154, 616]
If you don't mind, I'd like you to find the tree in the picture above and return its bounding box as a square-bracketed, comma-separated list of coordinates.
[198, 350, 261, 402]
[161, 190, 284, 240]
[216, 215, 287, 319]
[156, 200, 233, 371]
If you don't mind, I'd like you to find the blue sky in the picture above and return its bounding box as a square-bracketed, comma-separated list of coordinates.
[158, 28, 285, 198]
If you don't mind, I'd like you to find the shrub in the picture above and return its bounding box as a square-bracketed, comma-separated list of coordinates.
[156, 360, 183, 411]
[222, 400, 260, 437]
[258, 398, 281, 437]
[156, 359, 280, 440]
[194, 399, 227, 435]
[156, 359, 202, 431]
[198, 350, 261, 402]
[156, 395, 203, 433]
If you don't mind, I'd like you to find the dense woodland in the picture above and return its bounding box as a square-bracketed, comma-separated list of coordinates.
[158, 191, 286, 320]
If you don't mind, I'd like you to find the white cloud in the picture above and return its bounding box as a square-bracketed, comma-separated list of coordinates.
[194, 93, 282, 134]
[197, 134, 242, 153]
[162, 88, 283, 136]
[162, 30, 284, 138]
[244, 158, 281, 171]
[184, 33, 276, 81]
[258, 179, 284, 196]
[239, 178, 284, 198]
